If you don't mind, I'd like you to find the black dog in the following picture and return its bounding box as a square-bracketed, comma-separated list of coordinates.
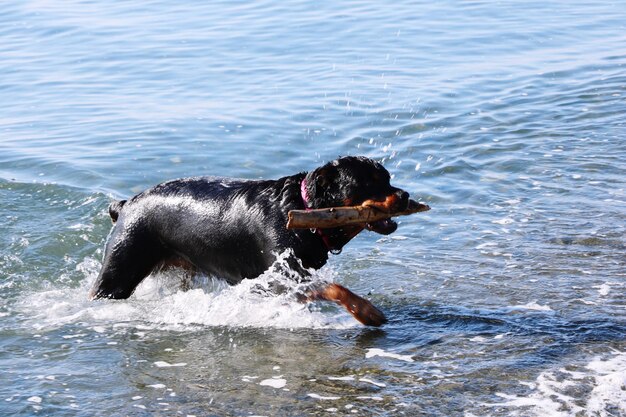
[89, 156, 410, 326]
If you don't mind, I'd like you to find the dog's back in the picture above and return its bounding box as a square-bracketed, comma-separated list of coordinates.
[90, 174, 308, 298]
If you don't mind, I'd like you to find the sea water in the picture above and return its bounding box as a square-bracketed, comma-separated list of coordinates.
[1, 1, 625, 416]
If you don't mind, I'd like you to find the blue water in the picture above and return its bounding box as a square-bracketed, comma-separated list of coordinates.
[1, 1, 625, 416]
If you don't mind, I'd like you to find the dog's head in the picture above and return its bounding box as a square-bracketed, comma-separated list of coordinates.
[303, 156, 409, 235]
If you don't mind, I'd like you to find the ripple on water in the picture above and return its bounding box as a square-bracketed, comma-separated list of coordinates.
[1, 1, 626, 416]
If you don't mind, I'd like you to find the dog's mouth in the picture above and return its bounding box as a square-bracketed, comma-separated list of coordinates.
[365, 218, 398, 235]
[361, 191, 408, 235]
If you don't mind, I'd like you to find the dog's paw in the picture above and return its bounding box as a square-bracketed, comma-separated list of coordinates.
[304, 283, 387, 327]
[345, 296, 388, 327]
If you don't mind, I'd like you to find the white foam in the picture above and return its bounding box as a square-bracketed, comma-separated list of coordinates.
[475, 242, 497, 250]
[259, 378, 286, 389]
[365, 348, 414, 363]
[585, 353, 626, 415]
[485, 351, 626, 416]
[573, 298, 597, 305]
[67, 223, 94, 232]
[594, 283, 610, 296]
[154, 361, 187, 368]
[359, 377, 386, 387]
[509, 302, 553, 312]
[492, 217, 515, 225]
[307, 393, 341, 400]
[17, 254, 358, 331]
[469, 336, 486, 343]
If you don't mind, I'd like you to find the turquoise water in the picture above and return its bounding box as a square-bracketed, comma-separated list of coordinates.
[1, 1, 625, 416]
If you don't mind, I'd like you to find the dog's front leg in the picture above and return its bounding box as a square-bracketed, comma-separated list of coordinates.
[304, 283, 387, 327]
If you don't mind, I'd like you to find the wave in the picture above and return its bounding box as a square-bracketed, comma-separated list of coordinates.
[484, 350, 626, 417]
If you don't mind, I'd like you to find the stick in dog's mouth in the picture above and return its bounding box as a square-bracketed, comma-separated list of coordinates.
[286, 199, 430, 230]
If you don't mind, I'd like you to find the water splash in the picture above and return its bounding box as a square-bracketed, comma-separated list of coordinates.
[18, 253, 358, 331]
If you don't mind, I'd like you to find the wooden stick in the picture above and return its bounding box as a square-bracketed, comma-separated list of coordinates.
[287, 199, 430, 229]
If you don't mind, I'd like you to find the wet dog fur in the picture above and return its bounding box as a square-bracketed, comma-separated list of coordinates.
[89, 156, 410, 326]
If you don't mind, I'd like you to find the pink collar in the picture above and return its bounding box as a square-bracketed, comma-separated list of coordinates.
[300, 177, 311, 209]
[300, 178, 341, 254]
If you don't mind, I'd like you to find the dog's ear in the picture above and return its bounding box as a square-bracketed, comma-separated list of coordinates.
[306, 164, 339, 208]
[314, 166, 335, 189]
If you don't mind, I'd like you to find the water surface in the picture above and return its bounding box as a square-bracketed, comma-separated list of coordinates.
[1, 1, 625, 416]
